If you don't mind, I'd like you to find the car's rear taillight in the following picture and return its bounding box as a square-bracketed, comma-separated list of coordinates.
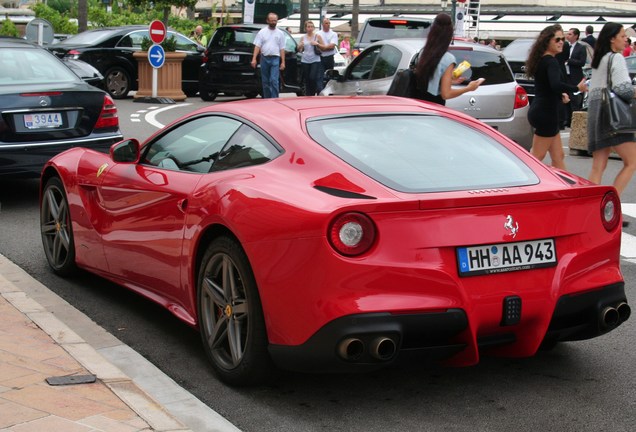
[94, 94, 119, 130]
[514, 85, 529, 109]
[328, 212, 376, 257]
[601, 191, 621, 231]
[66, 49, 81, 60]
[352, 48, 360, 58]
[202, 49, 209, 63]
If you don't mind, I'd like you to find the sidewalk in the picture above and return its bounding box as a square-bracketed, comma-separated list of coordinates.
[0, 270, 192, 432]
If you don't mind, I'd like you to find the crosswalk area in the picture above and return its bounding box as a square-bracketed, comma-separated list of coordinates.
[621, 203, 636, 263]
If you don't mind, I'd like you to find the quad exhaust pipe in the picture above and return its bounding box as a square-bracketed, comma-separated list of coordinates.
[337, 336, 398, 362]
[599, 302, 631, 331]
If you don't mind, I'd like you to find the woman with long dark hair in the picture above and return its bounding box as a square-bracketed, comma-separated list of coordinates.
[412, 13, 482, 105]
[587, 22, 636, 197]
[526, 24, 587, 170]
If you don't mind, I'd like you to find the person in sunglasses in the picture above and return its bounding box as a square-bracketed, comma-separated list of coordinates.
[525, 24, 588, 170]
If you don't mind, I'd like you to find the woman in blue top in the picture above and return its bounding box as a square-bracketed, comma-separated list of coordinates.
[526, 24, 587, 170]
[413, 13, 482, 105]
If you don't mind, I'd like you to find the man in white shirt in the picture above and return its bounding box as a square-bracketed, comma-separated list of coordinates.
[316, 17, 338, 92]
[251, 13, 286, 98]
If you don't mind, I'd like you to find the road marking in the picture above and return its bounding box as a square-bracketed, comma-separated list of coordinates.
[131, 103, 191, 129]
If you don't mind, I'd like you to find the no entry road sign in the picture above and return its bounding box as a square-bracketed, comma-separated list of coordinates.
[149, 20, 166, 44]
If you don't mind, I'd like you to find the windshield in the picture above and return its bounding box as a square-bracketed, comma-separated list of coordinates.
[210, 27, 258, 49]
[57, 29, 117, 45]
[306, 114, 537, 193]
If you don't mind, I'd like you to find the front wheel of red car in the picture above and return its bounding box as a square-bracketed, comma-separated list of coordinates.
[197, 237, 274, 386]
[40, 177, 76, 276]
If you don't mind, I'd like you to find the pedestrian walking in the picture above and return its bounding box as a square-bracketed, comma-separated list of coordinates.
[525, 24, 587, 170]
[582, 25, 597, 48]
[563, 28, 587, 123]
[297, 21, 324, 96]
[587, 22, 636, 199]
[411, 13, 482, 105]
[316, 17, 339, 92]
[251, 13, 286, 98]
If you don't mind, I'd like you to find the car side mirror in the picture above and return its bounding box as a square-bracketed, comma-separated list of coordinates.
[111, 139, 140, 163]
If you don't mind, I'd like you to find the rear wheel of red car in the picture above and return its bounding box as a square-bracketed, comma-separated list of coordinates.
[40, 177, 76, 276]
[197, 236, 273, 385]
[105, 66, 131, 99]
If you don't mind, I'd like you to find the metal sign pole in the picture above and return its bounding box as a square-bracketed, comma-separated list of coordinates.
[152, 68, 158, 98]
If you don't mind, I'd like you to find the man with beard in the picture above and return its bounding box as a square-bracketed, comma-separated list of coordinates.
[251, 13, 286, 98]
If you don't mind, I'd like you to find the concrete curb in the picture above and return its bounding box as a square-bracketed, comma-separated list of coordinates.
[0, 271, 191, 432]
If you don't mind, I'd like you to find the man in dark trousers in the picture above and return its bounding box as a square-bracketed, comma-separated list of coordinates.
[581, 25, 596, 48]
[563, 27, 587, 127]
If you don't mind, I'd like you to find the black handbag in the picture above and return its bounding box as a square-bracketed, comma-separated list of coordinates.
[313, 36, 322, 56]
[387, 69, 415, 98]
[601, 53, 636, 134]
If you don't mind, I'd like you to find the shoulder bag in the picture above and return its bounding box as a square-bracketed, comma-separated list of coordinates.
[601, 53, 636, 134]
[387, 68, 415, 98]
[313, 36, 322, 56]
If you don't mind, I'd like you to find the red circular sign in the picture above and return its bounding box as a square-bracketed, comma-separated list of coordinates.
[149, 20, 166, 44]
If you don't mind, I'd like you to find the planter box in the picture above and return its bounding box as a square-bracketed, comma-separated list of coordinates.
[133, 51, 187, 101]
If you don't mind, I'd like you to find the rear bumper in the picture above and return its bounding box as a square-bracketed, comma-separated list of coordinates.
[268, 283, 629, 373]
[0, 134, 122, 177]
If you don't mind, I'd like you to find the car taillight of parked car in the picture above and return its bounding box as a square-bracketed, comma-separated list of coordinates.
[66, 49, 82, 60]
[94, 94, 119, 129]
[352, 48, 360, 58]
[514, 85, 529, 109]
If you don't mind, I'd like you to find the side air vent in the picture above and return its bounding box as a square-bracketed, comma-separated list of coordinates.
[313, 186, 376, 200]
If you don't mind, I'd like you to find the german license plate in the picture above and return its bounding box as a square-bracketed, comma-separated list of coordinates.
[24, 113, 63, 129]
[457, 238, 556, 276]
[514, 73, 530, 81]
[223, 55, 240, 62]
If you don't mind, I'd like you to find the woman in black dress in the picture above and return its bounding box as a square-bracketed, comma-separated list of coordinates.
[526, 24, 587, 170]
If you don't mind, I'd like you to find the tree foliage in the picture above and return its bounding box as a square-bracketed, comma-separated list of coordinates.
[31, 3, 78, 34]
[0, 18, 19, 37]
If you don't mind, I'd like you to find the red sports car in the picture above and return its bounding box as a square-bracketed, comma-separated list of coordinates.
[40, 96, 631, 386]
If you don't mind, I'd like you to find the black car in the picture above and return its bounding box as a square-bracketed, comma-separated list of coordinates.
[48, 26, 204, 99]
[353, 16, 432, 57]
[199, 24, 302, 101]
[0, 38, 123, 177]
[502, 38, 535, 102]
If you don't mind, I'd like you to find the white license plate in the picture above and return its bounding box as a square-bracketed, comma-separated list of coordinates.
[24, 113, 63, 129]
[514, 73, 530, 81]
[457, 238, 556, 276]
[223, 55, 240, 62]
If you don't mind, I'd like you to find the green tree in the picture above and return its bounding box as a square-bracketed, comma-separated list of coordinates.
[128, 0, 197, 27]
[0, 17, 19, 37]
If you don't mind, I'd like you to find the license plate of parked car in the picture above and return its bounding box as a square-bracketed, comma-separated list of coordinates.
[514, 73, 530, 81]
[223, 55, 240, 62]
[457, 238, 556, 276]
[24, 113, 63, 129]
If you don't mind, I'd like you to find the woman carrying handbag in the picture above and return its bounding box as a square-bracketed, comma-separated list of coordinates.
[587, 22, 636, 197]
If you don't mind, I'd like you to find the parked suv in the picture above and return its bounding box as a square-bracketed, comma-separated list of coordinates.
[353, 16, 432, 57]
[322, 38, 533, 150]
[199, 24, 302, 101]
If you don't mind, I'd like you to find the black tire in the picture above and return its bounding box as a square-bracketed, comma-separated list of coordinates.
[197, 236, 274, 386]
[244, 91, 258, 99]
[105, 66, 131, 99]
[40, 177, 76, 276]
[200, 90, 218, 101]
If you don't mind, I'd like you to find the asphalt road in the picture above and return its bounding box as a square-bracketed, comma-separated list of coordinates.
[1, 97, 635, 432]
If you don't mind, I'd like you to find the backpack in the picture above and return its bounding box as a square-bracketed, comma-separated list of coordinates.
[387, 68, 415, 97]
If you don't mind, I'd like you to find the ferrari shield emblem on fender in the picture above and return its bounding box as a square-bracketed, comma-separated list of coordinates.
[97, 163, 108, 178]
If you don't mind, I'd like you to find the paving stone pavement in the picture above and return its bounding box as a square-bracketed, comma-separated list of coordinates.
[0, 269, 192, 432]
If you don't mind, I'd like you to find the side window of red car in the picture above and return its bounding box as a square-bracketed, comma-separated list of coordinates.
[141, 116, 242, 173]
[211, 125, 281, 172]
